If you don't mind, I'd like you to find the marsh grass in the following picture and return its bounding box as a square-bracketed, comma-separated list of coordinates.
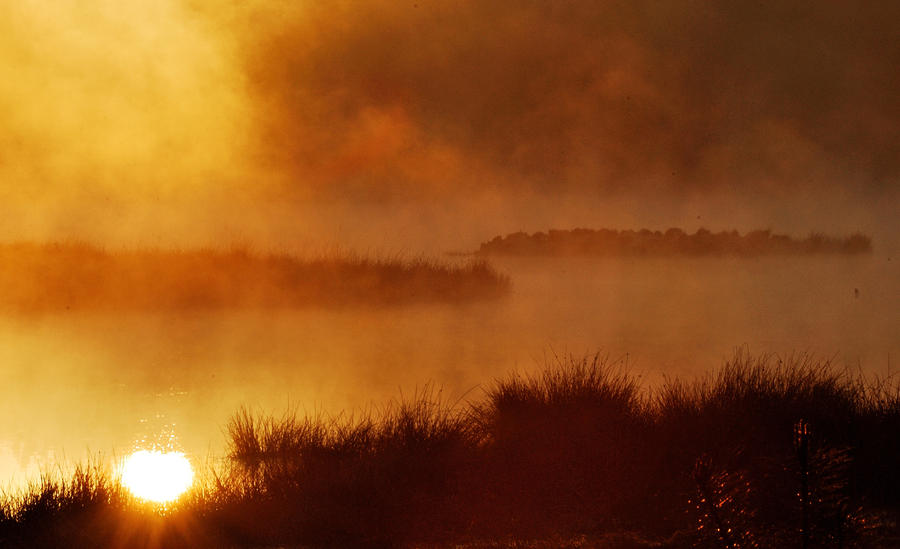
[4, 351, 900, 547]
[0, 242, 510, 312]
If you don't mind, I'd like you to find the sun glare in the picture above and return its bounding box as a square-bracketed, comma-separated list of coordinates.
[120, 450, 194, 503]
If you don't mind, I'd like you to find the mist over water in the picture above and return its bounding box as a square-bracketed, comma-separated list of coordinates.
[2, 252, 896, 486]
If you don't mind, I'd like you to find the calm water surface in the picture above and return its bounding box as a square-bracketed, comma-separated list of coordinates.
[2, 255, 897, 486]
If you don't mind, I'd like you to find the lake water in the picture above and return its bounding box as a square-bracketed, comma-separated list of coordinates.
[2, 254, 897, 487]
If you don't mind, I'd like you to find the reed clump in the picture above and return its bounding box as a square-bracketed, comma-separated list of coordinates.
[0, 242, 511, 312]
[468, 355, 649, 536]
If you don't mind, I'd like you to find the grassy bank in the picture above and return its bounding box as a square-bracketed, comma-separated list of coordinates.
[3, 351, 899, 547]
[0, 242, 510, 312]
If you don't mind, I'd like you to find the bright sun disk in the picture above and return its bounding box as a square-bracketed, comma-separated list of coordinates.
[121, 450, 194, 503]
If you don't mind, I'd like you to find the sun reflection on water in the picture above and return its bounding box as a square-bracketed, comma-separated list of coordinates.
[120, 449, 194, 503]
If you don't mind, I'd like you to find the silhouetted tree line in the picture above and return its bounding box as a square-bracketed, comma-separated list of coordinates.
[476, 228, 872, 256]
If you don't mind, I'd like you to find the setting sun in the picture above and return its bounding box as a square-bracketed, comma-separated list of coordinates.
[120, 450, 194, 504]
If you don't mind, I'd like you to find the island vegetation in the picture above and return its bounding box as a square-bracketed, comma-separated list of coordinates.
[0, 242, 510, 312]
[475, 228, 873, 257]
[2, 351, 898, 548]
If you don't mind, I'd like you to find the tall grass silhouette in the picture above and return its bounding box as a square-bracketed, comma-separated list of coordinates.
[0, 242, 510, 312]
[469, 355, 648, 536]
[3, 351, 899, 547]
[220, 387, 477, 547]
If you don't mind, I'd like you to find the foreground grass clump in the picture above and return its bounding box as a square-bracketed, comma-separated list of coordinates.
[4, 351, 900, 548]
[652, 352, 900, 545]
[218, 388, 477, 547]
[0, 242, 510, 312]
[476, 227, 873, 256]
[469, 355, 649, 536]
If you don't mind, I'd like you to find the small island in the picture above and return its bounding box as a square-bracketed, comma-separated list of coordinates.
[476, 227, 872, 257]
